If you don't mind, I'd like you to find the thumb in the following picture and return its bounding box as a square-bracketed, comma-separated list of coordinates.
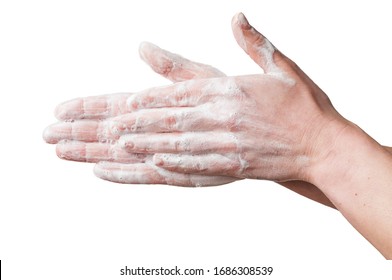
[231, 13, 286, 74]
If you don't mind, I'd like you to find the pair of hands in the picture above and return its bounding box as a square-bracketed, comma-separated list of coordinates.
[42, 13, 351, 207]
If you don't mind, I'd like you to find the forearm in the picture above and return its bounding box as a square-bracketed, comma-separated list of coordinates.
[279, 181, 336, 208]
[308, 121, 392, 258]
[280, 146, 392, 210]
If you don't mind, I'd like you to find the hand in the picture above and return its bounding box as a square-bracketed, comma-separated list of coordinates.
[43, 13, 390, 208]
[103, 13, 346, 184]
[43, 12, 392, 259]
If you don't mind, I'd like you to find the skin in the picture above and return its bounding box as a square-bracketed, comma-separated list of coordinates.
[43, 13, 392, 258]
[43, 42, 237, 186]
[44, 39, 338, 207]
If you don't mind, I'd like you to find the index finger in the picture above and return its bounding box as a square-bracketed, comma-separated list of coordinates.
[55, 44, 226, 121]
[126, 77, 236, 110]
[55, 93, 131, 121]
[54, 77, 219, 121]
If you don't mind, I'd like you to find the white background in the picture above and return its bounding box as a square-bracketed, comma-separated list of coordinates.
[1, 0, 392, 279]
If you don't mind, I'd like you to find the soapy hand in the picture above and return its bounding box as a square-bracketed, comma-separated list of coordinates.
[42, 12, 392, 258]
[43, 14, 341, 207]
[43, 12, 392, 207]
[43, 13, 345, 187]
[97, 13, 344, 183]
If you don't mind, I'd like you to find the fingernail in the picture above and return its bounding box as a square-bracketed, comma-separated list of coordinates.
[56, 140, 85, 160]
[236, 12, 249, 27]
[54, 98, 83, 120]
[93, 162, 110, 180]
[42, 125, 53, 143]
[42, 122, 71, 144]
[139, 41, 158, 61]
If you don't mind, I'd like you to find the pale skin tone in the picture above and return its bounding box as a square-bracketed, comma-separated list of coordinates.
[44, 13, 392, 258]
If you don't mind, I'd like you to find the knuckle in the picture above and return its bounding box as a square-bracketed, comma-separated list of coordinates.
[174, 140, 182, 152]
[226, 112, 241, 131]
[164, 115, 177, 130]
[130, 116, 143, 132]
[126, 95, 140, 110]
[193, 161, 207, 172]
[173, 138, 191, 152]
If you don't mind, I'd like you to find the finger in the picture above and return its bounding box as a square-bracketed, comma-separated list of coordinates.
[43, 120, 118, 144]
[119, 132, 238, 154]
[94, 161, 236, 187]
[54, 93, 132, 121]
[54, 45, 226, 121]
[126, 77, 236, 110]
[46, 103, 228, 145]
[153, 153, 245, 177]
[55, 140, 149, 163]
[139, 41, 226, 82]
[231, 13, 286, 74]
[110, 105, 229, 134]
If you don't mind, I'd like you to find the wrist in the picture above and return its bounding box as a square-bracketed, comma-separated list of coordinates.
[304, 117, 392, 258]
[305, 117, 390, 193]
